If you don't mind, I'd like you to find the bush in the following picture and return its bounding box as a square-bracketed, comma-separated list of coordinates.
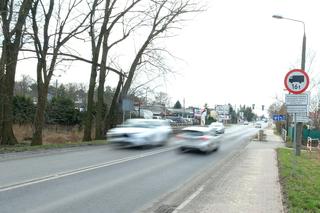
[46, 96, 82, 125]
[206, 117, 217, 125]
[13, 95, 35, 125]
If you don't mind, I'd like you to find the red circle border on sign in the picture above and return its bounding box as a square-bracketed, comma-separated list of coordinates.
[284, 69, 310, 94]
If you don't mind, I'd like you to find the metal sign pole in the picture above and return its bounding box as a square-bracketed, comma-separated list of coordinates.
[294, 113, 297, 153]
[292, 113, 297, 176]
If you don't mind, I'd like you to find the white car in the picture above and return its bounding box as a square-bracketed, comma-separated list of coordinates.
[176, 126, 221, 153]
[255, 122, 262, 128]
[209, 122, 225, 134]
[107, 119, 172, 147]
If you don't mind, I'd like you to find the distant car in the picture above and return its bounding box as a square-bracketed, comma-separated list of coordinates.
[176, 126, 221, 153]
[255, 122, 262, 128]
[107, 119, 172, 147]
[243, 121, 249, 125]
[209, 122, 225, 134]
[170, 117, 187, 125]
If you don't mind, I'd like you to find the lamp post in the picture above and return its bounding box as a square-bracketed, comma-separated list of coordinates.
[272, 15, 306, 156]
[272, 15, 306, 71]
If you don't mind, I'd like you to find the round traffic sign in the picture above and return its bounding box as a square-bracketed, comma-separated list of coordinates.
[284, 69, 309, 94]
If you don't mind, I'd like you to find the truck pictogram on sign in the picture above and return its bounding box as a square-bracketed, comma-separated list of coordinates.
[289, 75, 304, 84]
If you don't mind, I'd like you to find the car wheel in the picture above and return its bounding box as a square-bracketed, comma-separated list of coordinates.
[178, 147, 186, 153]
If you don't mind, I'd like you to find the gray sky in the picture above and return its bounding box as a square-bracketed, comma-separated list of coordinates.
[164, 0, 320, 111]
[17, 0, 320, 115]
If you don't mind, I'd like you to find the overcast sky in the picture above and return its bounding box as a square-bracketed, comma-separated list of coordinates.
[17, 0, 320, 115]
[163, 0, 320, 113]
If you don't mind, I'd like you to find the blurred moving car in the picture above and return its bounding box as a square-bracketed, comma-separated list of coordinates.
[165, 119, 175, 125]
[243, 121, 249, 125]
[169, 117, 188, 126]
[107, 119, 172, 147]
[255, 122, 262, 128]
[209, 122, 225, 134]
[176, 126, 221, 153]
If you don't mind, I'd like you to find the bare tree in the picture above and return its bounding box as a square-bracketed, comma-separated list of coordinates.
[104, 0, 201, 131]
[30, 0, 90, 145]
[121, 0, 200, 96]
[153, 91, 170, 106]
[83, 0, 142, 141]
[0, 0, 33, 145]
[14, 75, 35, 97]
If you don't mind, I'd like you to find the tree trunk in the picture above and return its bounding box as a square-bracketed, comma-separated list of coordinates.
[95, 68, 106, 139]
[0, 51, 5, 142]
[95, 38, 109, 139]
[31, 83, 48, 146]
[83, 64, 98, 141]
[105, 75, 122, 131]
[0, 43, 18, 145]
[0, 0, 33, 145]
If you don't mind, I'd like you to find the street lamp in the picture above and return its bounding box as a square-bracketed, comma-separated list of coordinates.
[272, 15, 306, 71]
[273, 15, 306, 156]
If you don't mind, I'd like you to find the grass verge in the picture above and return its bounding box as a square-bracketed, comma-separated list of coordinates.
[277, 148, 320, 212]
[0, 140, 108, 154]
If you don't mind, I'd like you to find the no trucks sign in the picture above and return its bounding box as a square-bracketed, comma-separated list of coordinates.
[284, 69, 309, 94]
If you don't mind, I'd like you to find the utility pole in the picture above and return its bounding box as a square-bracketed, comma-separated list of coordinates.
[296, 28, 306, 156]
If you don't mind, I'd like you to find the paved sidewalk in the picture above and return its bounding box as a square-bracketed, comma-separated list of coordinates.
[175, 128, 285, 213]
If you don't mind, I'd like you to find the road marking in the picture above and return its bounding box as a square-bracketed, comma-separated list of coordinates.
[0, 146, 176, 192]
[172, 185, 204, 213]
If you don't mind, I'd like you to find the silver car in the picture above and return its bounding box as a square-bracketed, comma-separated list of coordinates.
[209, 122, 225, 134]
[107, 119, 172, 147]
[176, 126, 221, 153]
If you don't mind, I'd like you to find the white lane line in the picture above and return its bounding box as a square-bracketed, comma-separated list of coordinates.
[0, 146, 176, 192]
[172, 185, 204, 213]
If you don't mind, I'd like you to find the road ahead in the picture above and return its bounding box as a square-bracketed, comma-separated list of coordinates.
[0, 124, 263, 213]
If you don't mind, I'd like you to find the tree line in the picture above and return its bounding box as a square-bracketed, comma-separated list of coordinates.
[0, 0, 201, 145]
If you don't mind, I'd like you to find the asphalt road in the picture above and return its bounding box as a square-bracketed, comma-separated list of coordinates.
[0, 123, 264, 213]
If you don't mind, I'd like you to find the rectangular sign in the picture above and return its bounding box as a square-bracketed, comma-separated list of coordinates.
[122, 98, 134, 111]
[273, 114, 286, 121]
[285, 94, 309, 105]
[287, 105, 308, 113]
[294, 112, 308, 116]
[295, 116, 309, 123]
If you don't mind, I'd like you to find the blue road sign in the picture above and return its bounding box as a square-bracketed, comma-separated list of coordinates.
[273, 114, 286, 121]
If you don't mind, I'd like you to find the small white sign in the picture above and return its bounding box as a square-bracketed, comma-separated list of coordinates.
[285, 94, 309, 105]
[294, 112, 309, 116]
[287, 105, 308, 113]
[295, 116, 309, 123]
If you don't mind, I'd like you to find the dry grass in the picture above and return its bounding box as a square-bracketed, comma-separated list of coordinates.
[13, 124, 33, 142]
[13, 124, 84, 144]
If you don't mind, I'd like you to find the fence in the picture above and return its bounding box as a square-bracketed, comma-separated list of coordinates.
[286, 127, 320, 145]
